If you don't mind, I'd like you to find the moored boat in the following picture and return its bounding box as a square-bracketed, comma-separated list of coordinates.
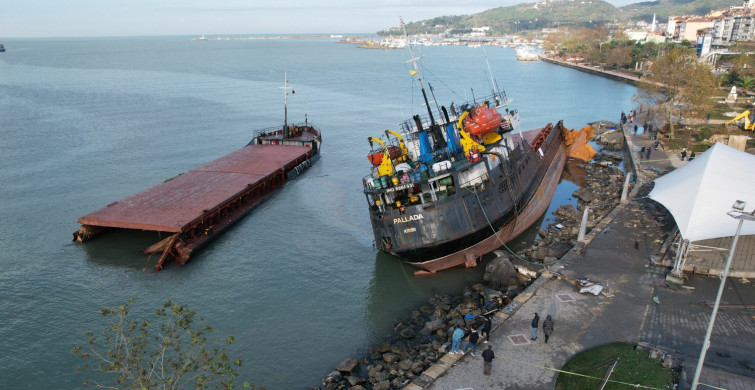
[0, 44, 6, 52]
[362, 22, 594, 275]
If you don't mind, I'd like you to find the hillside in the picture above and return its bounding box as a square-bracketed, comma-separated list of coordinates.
[379, 0, 740, 36]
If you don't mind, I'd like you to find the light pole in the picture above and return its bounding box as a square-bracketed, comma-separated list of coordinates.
[690, 200, 755, 390]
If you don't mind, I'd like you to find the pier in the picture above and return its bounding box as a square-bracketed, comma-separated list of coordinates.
[74, 141, 317, 270]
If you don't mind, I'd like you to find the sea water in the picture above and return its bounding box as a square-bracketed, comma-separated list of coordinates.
[0, 36, 636, 389]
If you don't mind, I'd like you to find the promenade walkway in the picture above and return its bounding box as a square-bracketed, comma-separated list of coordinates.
[407, 121, 755, 390]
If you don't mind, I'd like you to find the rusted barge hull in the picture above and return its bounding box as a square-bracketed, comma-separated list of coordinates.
[74, 129, 320, 270]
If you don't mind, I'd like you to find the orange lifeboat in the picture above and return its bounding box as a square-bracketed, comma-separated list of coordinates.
[366, 145, 403, 167]
[463, 104, 502, 140]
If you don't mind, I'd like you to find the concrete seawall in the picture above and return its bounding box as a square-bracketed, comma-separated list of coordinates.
[539, 56, 647, 86]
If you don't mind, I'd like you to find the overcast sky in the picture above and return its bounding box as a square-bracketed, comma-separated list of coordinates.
[1, 0, 641, 38]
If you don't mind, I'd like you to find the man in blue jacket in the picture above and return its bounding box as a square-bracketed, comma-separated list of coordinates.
[451, 327, 464, 354]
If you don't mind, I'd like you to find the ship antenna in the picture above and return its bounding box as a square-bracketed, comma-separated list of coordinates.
[400, 18, 445, 148]
[281, 72, 291, 138]
[482, 45, 501, 99]
[401, 18, 436, 128]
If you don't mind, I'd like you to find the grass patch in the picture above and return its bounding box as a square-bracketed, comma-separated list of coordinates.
[554, 342, 673, 390]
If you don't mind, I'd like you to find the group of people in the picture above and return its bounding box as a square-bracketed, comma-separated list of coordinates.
[449, 312, 555, 376]
[531, 312, 554, 343]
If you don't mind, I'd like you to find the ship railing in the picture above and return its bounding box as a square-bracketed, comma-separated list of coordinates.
[253, 122, 320, 139]
[398, 92, 512, 134]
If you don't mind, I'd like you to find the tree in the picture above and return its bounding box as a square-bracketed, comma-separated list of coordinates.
[72, 298, 255, 390]
[634, 48, 717, 139]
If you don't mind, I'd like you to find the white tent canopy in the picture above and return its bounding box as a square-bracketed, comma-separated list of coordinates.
[648, 142, 755, 242]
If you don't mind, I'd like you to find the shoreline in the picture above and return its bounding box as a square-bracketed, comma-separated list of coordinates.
[539, 55, 664, 89]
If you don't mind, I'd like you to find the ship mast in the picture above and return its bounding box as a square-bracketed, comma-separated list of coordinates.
[281, 72, 291, 139]
[401, 18, 445, 148]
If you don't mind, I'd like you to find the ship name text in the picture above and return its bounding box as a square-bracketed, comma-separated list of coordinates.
[394, 214, 424, 224]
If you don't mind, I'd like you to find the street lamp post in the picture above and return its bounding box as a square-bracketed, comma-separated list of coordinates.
[690, 200, 755, 390]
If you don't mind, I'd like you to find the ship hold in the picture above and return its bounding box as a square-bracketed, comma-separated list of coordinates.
[74, 74, 322, 270]
[362, 21, 594, 275]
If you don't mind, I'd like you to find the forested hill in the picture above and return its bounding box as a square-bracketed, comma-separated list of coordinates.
[379, 0, 740, 36]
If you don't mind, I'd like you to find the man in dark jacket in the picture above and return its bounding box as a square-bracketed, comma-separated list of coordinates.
[543, 315, 554, 343]
[480, 316, 492, 343]
[463, 327, 480, 356]
[482, 345, 495, 375]
[531, 312, 539, 340]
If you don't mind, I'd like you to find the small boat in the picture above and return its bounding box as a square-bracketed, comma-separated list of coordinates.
[0, 44, 6, 52]
[362, 21, 594, 275]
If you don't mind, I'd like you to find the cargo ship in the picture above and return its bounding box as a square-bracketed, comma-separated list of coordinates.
[362, 23, 594, 275]
[74, 74, 321, 270]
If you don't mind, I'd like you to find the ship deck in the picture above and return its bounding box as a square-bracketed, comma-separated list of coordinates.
[78, 145, 311, 232]
[75, 143, 316, 269]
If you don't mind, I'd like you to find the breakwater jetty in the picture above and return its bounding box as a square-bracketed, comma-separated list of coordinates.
[540, 56, 646, 86]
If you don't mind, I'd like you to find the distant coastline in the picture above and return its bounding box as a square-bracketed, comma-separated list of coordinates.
[191, 34, 357, 41]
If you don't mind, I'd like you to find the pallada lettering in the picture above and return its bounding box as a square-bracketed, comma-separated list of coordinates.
[394, 214, 424, 224]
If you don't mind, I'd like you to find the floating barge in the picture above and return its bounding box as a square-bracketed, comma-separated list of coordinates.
[74, 74, 322, 270]
[74, 125, 320, 270]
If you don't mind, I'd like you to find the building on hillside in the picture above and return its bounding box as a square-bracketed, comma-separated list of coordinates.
[709, 10, 755, 44]
[668, 16, 715, 42]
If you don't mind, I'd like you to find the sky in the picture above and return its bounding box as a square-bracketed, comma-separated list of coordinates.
[1, 0, 641, 38]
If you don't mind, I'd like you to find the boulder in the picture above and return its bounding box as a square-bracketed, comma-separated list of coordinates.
[398, 359, 413, 371]
[346, 375, 366, 386]
[399, 327, 416, 339]
[382, 352, 400, 363]
[373, 380, 391, 390]
[546, 242, 572, 258]
[573, 188, 595, 203]
[323, 371, 342, 384]
[373, 340, 391, 354]
[390, 340, 409, 355]
[483, 255, 520, 285]
[373, 370, 389, 382]
[336, 357, 359, 374]
[423, 318, 445, 333]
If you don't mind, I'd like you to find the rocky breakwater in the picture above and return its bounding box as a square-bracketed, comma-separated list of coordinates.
[319, 278, 527, 390]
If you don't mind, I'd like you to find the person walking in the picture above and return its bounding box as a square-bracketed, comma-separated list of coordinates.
[463, 327, 480, 356]
[480, 316, 492, 343]
[690, 151, 696, 160]
[634, 124, 638, 134]
[645, 147, 651, 160]
[531, 312, 540, 340]
[640, 146, 646, 159]
[543, 315, 554, 343]
[451, 326, 463, 354]
[482, 345, 495, 375]
[681, 148, 687, 161]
